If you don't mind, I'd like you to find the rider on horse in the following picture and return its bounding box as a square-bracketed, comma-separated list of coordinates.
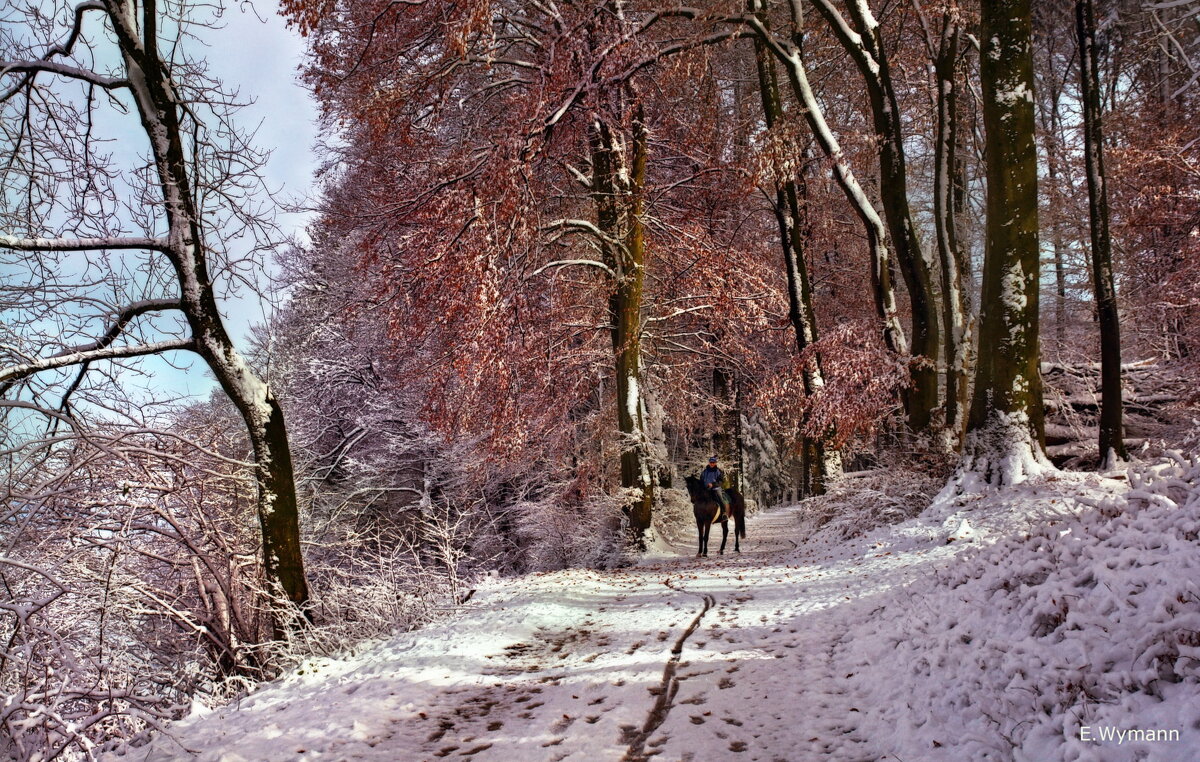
[701, 456, 732, 521]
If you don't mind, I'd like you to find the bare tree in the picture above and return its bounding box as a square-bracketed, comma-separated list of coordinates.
[1076, 0, 1126, 467]
[912, 0, 974, 443]
[0, 398, 276, 757]
[749, 1, 842, 492]
[805, 0, 942, 432]
[0, 0, 309, 622]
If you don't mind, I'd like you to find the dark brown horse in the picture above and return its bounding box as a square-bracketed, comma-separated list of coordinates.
[684, 475, 746, 557]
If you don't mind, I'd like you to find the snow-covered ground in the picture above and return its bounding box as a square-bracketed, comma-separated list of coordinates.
[111, 458, 1200, 761]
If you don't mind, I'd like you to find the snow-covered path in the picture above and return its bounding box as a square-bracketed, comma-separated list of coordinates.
[120, 467, 1200, 762]
[127, 498, 967, 762]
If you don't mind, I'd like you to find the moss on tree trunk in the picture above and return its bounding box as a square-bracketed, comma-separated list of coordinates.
[960, 0, 1050, 487]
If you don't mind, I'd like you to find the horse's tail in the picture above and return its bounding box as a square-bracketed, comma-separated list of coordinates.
[735, 495, 747, 539]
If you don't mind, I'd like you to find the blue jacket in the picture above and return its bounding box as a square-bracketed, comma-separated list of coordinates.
[701, 465, 724, 489]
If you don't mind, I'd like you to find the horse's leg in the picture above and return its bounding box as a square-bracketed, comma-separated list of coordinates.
[718, 520, 728, 554]
[696, 518, 704, 557]
[702, 515, 711, 557]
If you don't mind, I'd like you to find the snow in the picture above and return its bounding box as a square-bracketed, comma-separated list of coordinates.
[1000, 260, 1029, 314]
[108, 457, 1200, 761]
[948, 516, 977, 542]
[949, 409, 1056, 493]
[996, 81, 1034, 107]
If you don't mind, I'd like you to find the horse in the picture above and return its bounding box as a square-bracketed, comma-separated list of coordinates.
[684, 475, 746, 557]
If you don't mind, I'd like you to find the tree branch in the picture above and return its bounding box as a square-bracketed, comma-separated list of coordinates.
[51, 2, 107, 56]
[531, 259, 617, 278]
[540, 7, 726, 134]
[0, 1, 110, 102]
[541, 218, 628, 257]
[645, 304, 714, 323]
[807, 0, 882, 77]
[0, 234, 171, 253]
[76, 299, 184, 355]
[0, 232, 171, 253]
[1, 339, 196, 386]
[48, 299, 184, 407]
[0, 60, 129, 98]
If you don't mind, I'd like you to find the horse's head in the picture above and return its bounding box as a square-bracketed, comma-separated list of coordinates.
[683, 474, 704, 500]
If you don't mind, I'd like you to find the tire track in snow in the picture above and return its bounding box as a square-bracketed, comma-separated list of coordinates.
[621, 582, 715, 762]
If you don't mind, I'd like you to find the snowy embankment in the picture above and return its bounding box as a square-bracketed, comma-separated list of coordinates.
[112, 457, 1200, 761]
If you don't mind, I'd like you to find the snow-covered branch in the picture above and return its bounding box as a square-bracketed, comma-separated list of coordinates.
[0, 339, 196, 385]
[645, 304, 714, 323]
[531, 259, 616, 278]
[0, 59, 129, 93]
[71, 299, 184, 355]
[0, 234, 171, 253]
[807, 0, 881, 77]
[540, 218, 628, 260]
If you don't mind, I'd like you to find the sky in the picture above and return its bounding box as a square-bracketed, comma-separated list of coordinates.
[139, 0, 321, 399]
[200, 0, 320, 244]
[2, 0, 320, 412]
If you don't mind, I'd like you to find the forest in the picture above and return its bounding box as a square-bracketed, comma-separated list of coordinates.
[2, 0, 1199, 759]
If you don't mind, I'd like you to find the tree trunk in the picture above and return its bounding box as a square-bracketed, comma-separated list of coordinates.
[734, 383, 747, 494]
[1076, 0, 1126, 467]
[711, 366, 741, 481]
[932, 10, 970, 442]
[1052, 216, 1069, 350]
[1039, 67, 1071, 352]
[107, 0, 309, 625]
[956, 0, 1051, 488]
[809, 0, 941, 431]
[747, 8, 908, 360]
[592, 112, 654, 540]
[751, 14, 842, 493]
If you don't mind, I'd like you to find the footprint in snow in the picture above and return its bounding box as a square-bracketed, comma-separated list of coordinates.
[460, 743, 493, 756]
[552, 715, 576, 732]
[428, 719, 456, 742]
